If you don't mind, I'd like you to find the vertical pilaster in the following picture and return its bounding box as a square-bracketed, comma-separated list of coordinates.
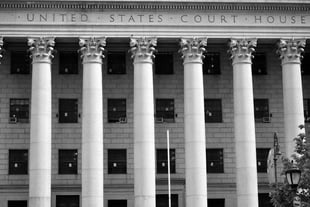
[79, 37, 105, 207]
[229, 38, 258, 207]
[130, 37, 157, 207]
[28, 37, 55, 207]
[277, 39, 306, 157]
[180, 37, 208, 207]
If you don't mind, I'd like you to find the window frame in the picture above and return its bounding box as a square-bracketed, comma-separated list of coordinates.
[59, 51, 79, 74]
[8, 200, 28, 207]
[9, 98, 30, 123]
[254, 99, 270, 123]
[108, 200, 127, 207]
[155, 99, 175, 123]
[206, 148, 224, 173]
[107, 51, 127, 74]
[58, 98, 78, 123]
[301, 52, 310, 75]
[107, 99, 127, 123]
[256, 148, 270, 173]
[304, 99, 310, 123]
[11, 51, 31, 74]
[9, 149, 28, 175]
[208, 198, 225, 207]
[203, 52, 221, 75]
[108, 149, 127, 174]
[252, 52, 267, 75]
[156, 149, 176, 174]
[154, 52, 174, 75]
[56, 195, 80, 207]
[58, 149, 78, 175]
[204, 99, 222, 123]
[156, 194, 178, 207]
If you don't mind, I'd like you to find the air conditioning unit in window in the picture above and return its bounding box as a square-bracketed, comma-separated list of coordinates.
[262, 117, 271, 123]
[119, 117, 127, 123]
[155, 117, 164, 123]
[9, 116, 17, 124]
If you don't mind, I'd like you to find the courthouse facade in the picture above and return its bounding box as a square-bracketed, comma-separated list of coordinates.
[0, 0, 310, 207]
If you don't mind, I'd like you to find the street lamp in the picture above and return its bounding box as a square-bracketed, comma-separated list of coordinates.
[285, 167, 301, 190]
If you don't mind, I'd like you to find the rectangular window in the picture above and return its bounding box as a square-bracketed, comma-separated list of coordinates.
[9, 99, 29, 123]
[59, 51, 78, 74]
[252, 53, 267, 75]
[156, 194, 178, 207]
[9, 149, 28, 175]
[208, 199, 225, 207]
[59, 99, 78, 123]
[206, 149, 224, 173]
[203, 52, 220, 74]
[107, 99, 127, 123]
[301, 52, 310, 75]
[155, 53, 174, 74]
[59, 149, 78, 174]
[304, 99, 310, 122]
[107, 52, 126, 74]
[8, 200, 27, 207]
[258, 193, 273, 207]
[11, 51, 30, 74]
[56, 195, 79, 207]
[108, 149, 127, 174]
[156, 149, 176, 174]
[257, 148, 270, 173]
[204, 99, 222, 123]
[254, 99, 270, 123]
[155, 99, 175, 123]
[108, 200, 127, 207]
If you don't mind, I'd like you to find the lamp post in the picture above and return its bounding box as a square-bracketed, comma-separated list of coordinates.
[285, 167, 302, 207]
[273, 132, 281, 188]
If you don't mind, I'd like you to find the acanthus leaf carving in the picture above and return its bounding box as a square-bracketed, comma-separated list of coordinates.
[28, 37, 55, 63]
[277, 38, 306, 64]
[228, 38, 257, 64]
[179, 37, 207, 64]
[130, 37, 157, 63]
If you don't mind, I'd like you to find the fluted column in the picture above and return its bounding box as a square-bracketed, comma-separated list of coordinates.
[229, 38, 258, 207]
[130, 37, 156, 207]
[79, 37, 105, 207]
[180, 38, 208, 207]
[277, 39, 306, 157]
[28, 37, 55, 207]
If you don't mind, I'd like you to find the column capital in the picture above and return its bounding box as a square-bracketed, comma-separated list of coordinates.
[130, 37, 157, 64]
[28, 37, 55, 64]
[229, 38, 257, 65]
[0, 37, 4, 63]
[179, 37, 207, 64]
[79, 37, 106, 64]
[277, 38, 306, 65]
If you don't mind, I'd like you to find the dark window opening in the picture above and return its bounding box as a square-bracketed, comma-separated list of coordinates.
[204, 99, 222, 123]
[208, 199, 225, 207]
[156, 99, 175, 123]
[56, 195, 79, 207]
[59, 149, 78, 174]
[157, 149, 176, 174]
[108, 149, 127, 174]
[8, 200, 27, 207]
[9, 99, 29, 123]
[206, 149, 224, 173]
[258, 193, 273, 207]
[252, 53, 267, 75]
[11, 51, 30, 74]
[254, 99, 270, 123]
[155, 53, 174, 74]
[9, 149, 28, 175]
[156, 194, 178, 207]
[108, 200, 127, 207]
[107, 99, 127, 123]
[257, 148, 270, 173]
[203, 52, 220, 74]
[59, 51, 78, 74]
[304, 99, 310, 123]
[59, 99, 78, 123]
[107, 52, 126, 74]
[301, 52, 310, 75]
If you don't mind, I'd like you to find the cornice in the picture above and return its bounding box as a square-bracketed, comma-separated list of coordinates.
[0, 1, 309, 12]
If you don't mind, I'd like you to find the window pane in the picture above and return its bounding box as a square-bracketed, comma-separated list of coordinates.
[108, 200, 127, 207]
[205, 99, 222, 123]
[59, 149, 78, 174]
[107, 52, 126, 74]
[254, 99, 270, 122]
[203, 52, 220, 74]
[208, 199, 225, 207]
[252, 53, 267, 75]
[107, 99, 127, 123]
[157, 149, 176, 174]
[304, 99, 310, 122]
[156, 99, 175, 122]
[59, 99, 78, 123]
[59, 52, 78, 74]
[8, 200, 27, 207]
[301, 52, 310, 75]
[206, 149, 224, 173]
[108, 149, 127, 174]
[56, 195, 79, 207]
[256, 148, 270, 173]
[155, 53, 173, 74]
[258, 193, 273, 207]
[11, 51, 30, 74]
[10, 99, 30, 123]
[9, 150, 28, 174]
[156, 194, 178, 207]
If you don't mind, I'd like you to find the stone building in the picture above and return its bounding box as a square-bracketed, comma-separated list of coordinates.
[0, 0, 309, 207]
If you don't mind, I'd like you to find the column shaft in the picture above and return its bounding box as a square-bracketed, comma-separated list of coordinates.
[28, 37, 54, 207]
[80, 37, 105, 207]
[130, 37, 156, 207]
[180, 38, 207, 207]
[230, 39, 258, 207]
